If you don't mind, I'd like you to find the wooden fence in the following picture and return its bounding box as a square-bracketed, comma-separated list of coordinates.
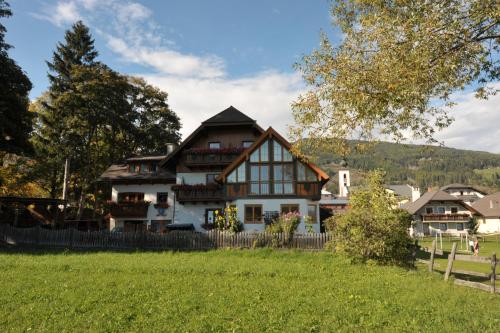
[0, 224, 333, 251]
[426, 240, 499, 294]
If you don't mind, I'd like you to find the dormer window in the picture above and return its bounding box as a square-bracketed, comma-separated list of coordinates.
[209, 142, 221, 149]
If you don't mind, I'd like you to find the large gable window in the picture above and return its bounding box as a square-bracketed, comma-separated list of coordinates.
[297, 162, 317, 182]
[228, 164, 246, 183]
[273, 140, 292, 162]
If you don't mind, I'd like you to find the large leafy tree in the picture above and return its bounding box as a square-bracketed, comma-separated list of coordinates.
[291, 0, 499, 156]
[0, 0, 33, 154]
[32, 21, 181, 212]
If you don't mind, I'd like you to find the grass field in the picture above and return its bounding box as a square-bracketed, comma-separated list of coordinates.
[1, 249, 500, 332]
[419, 235, 500, 275]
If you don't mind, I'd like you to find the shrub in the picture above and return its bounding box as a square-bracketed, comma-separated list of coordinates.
[214, 206, 243, 233]
[266, 212, 301, 245]
[328, 170, 413, 266]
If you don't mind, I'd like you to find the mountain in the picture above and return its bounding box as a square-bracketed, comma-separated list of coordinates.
[313, 141, 500, 194]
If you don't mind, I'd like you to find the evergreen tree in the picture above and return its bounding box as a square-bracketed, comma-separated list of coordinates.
[0, 0, 33, 155]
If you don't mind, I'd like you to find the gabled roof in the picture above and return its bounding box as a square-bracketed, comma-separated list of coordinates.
[217, 127, 329, 183]
[386, 184, 416, 198]
[472, 192, 500, 217]
[440, 183, 487, 194]
[402, 190, 479, 215]
[202, 106, 255, 124]
[159, 106, 264, 167]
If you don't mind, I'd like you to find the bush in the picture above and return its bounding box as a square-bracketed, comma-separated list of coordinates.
[214, 206, 243, 233]
[327, 170, 413, 266]
[266, 212, 301, 246]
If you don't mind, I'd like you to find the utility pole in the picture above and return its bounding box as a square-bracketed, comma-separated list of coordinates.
[62, 158, 70, 200]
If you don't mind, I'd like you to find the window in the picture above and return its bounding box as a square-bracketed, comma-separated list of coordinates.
[150, 164, 157, 172]
[118, 192, 144, 203]
[242, 141, 254, 148]
[439, 223, 447, 231]
[297, 162, 317, 182]
[205, 208, 221, 225]
[250, 164, 269, 195]
[156, 192, 168, 204]
[451, 207, 458, 214]
[273, 164, 294, 194]
[209, 142, 221, 149]
[140, 163, 149, 173]
[245, 205, 263, 224]
[456, 223, 464, 231]
[425, 207, 433, 214]
[307, 205, 317, 223]
[206, 174, 218, 184]
[436, 207, 445, 214]
[281, 204, 299, 214]
[228, 164, 246, 183]
[272, 140, 292, 162]
[134, 164, 140, 173]
[250, 140, 269, 162]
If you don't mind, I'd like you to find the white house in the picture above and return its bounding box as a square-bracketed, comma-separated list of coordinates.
[472, 192, 500, 233]
[98, 107, 330, 233]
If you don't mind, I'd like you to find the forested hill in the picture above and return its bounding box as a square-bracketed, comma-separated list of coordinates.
[314, 141, 500, 193]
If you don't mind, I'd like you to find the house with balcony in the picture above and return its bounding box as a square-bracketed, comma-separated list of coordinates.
[98, 106, 329, 232]
[402, 190, 480, 236]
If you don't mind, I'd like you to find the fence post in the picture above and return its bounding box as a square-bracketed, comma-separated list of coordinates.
[412, 240, 418, 265]
[36, 225, 41, 246]
[444, 242, 457, 281]
[429, 239, 436, 272]
[491, 252, 497, 294]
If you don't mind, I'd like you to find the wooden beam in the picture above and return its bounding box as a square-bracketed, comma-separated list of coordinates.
[429, 239, 436, 272]
[444, 242, 457, 281]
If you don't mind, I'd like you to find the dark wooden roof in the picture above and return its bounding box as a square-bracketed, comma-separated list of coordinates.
[159, 106, 264, 167]
[97, 164, 176, 184]
[202, 106, 255, 125]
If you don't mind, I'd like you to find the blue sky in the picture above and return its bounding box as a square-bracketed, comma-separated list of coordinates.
[3, 0, 500, 152]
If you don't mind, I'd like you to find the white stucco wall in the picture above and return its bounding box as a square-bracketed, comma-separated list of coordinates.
[477, 217, 500, 233]
[110, 183, 174, 230]
[229, 198, 321, 233]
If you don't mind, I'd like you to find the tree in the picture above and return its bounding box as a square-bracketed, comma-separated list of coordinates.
[291, 0, 499, 156]
[0, 0, 33, 154]
[325, 170, 413, 266]
[32, 21, 182, 211]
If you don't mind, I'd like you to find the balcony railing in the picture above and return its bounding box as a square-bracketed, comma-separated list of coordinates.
[173, 184, 224, 203]
[183, 147, 245, 166]
[109, 201, 150, 218]
[422, 214, 471, 222]
[225, 181, 322, 200]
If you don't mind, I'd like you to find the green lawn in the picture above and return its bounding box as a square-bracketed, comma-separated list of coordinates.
[1, 249, 500, 332]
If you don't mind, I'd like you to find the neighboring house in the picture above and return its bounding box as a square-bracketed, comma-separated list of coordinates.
[440, 183, 486, 205]
[402, 190, 479, 236]
[386, 184, 421, 207]
[99, 106, 330, 233]
[472, 192, 500, 233]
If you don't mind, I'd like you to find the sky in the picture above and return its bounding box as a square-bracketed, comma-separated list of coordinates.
[4, 0, 500, 153]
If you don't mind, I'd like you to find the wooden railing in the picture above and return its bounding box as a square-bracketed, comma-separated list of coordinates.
[422, 214, 470, 221]
[0, 224, 333, 250]
[109, 202, 149, 218]
[183, 152, 241, 166]
[225, 181, 322, 199]
[173, 186, 224, 202]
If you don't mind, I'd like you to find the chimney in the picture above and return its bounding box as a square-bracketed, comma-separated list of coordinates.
[490, 200, 494, 209]
[166, 143, 177, 155]
[338, 170, 350, 198]
[411, 186, 421, 202]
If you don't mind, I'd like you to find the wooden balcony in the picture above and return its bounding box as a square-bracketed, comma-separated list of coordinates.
[182, 148, 245, 166]
[109, 201, 149, 218]
[173, 185, 224, 203]
[422, 214, 471, 222]
[225, 181, 322, 200]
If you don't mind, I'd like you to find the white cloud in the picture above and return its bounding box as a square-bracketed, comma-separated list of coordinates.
[142, 72, 304, 139]
[431, 85, 500, 153]
[33, 1, 81, 27]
